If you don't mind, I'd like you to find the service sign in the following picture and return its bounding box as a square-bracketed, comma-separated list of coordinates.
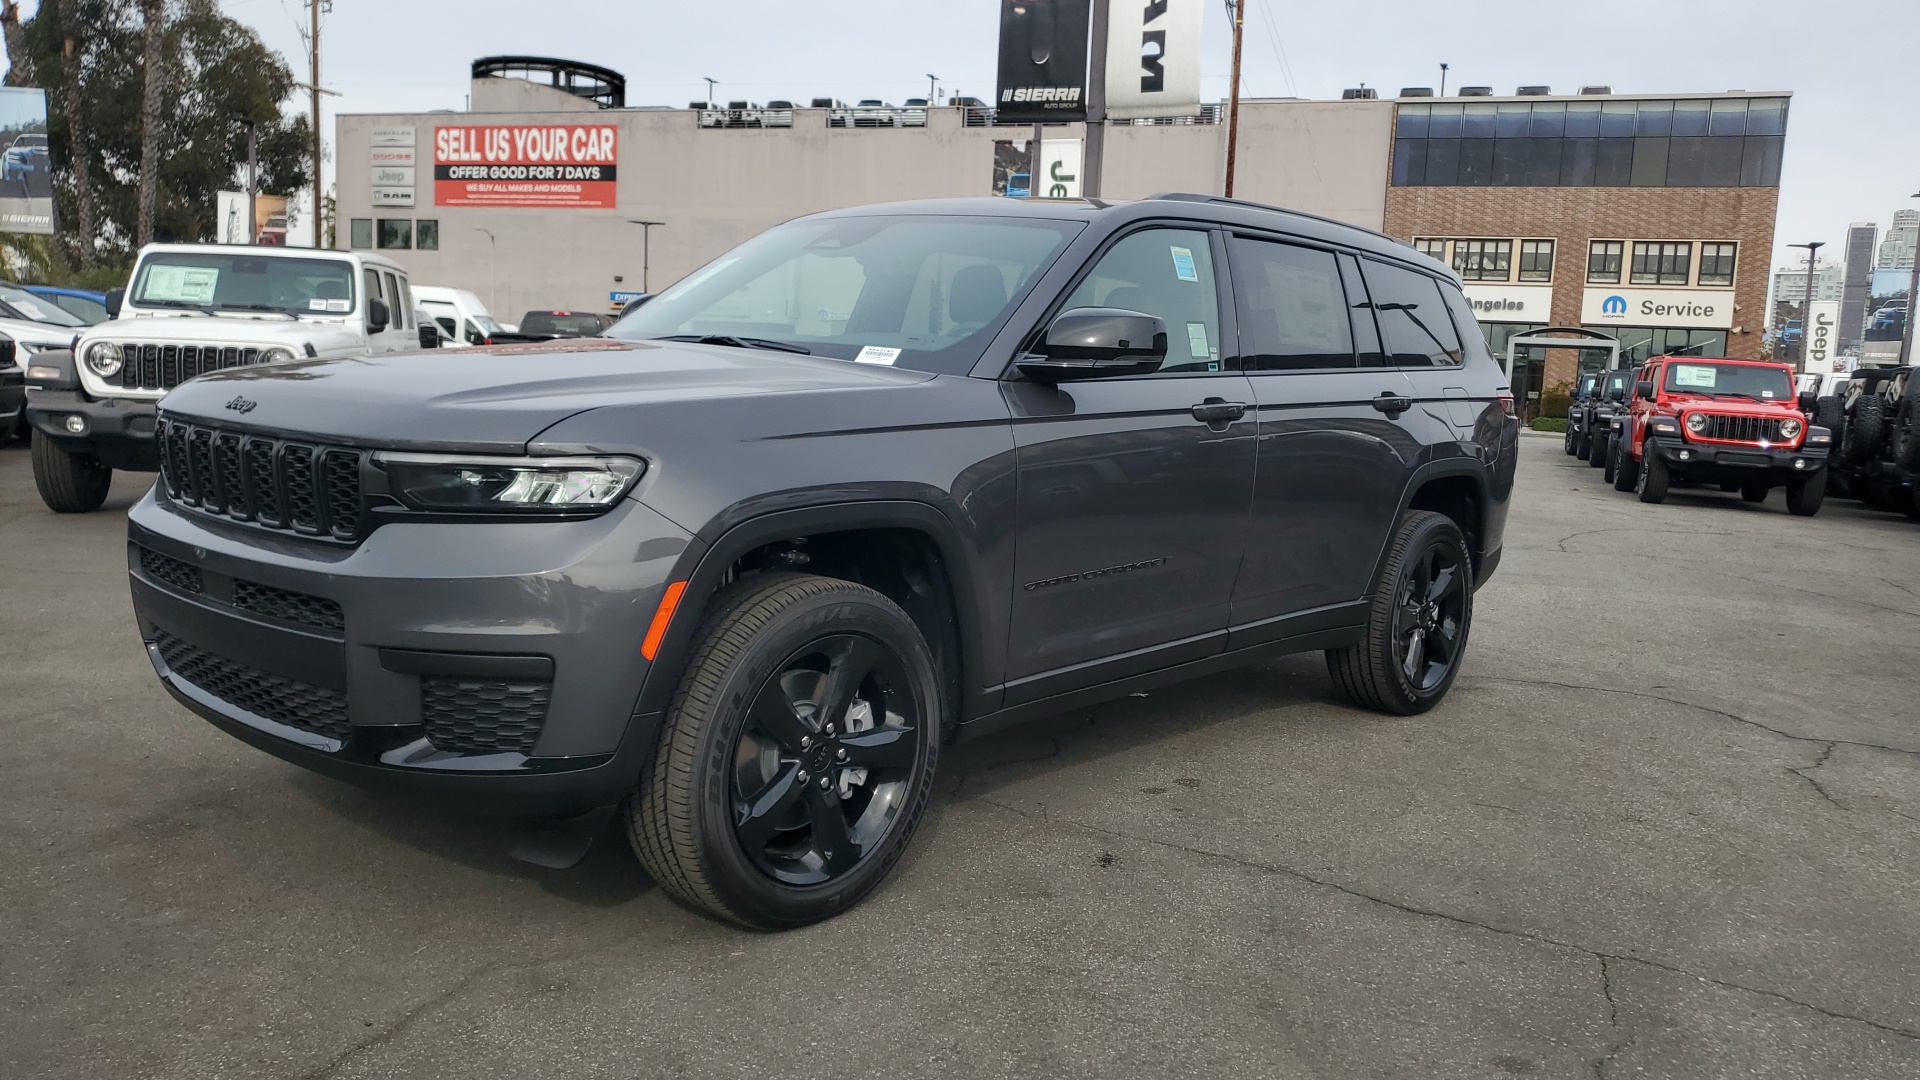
[433, 125, 619, 209]
[1580, 286, 1735, 330]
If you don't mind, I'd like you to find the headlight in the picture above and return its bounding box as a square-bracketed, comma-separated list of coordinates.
[376, 454, 645, 513]
[1649, 418, 1680, 435]
[1685, 412, 1709, 434]
[83, 341, 122, 377]
[1779, 418, 1803, 440]
[260, 347, 297, 365]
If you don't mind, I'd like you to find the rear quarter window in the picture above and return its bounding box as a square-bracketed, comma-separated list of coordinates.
[1363, 259, 1465, 367]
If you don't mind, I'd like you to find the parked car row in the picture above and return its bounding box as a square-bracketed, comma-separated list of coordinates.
[1564, 354, 1831, 517]
[1811, 364, 1920, 518]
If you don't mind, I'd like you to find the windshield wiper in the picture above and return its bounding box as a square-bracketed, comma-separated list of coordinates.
[139, 299, 216, 315]
[214, 304, 299, 319]
[654, 333, 811, 355]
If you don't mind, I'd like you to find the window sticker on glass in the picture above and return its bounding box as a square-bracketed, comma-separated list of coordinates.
[145, 265, 219, 304]
[854, 346, 901, 366]
[1170, 246, 1199, 283]
[1186, 321, 1211, 359]
[1673, 364, 1717, 388]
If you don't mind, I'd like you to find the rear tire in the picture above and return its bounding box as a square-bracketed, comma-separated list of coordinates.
[626, 573, 941, 930]
[1614, 442, 1640, 492]
[1786, 473, 1826, 517]
[1894, 394, 1920, 473]
[31, 434, 112, 513]
[1563, 423, 1578, 455]
[1576, 428, 1594, 460]
[1843, 396, 1888, 464]
[1326, 511, 1473, 717]
[1812, 395, 1845, 440]
[1740, 484, 1769, 503]
[1636, 451, 1669, 503]
[1589, 430, 1610, 468]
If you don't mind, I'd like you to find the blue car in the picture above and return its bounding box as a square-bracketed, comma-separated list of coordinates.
[22, 285, 110, 325]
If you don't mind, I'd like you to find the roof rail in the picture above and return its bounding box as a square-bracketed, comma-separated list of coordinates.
[1143, 192, 1396, 241]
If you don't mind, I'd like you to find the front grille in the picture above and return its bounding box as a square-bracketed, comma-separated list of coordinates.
[138, 546, 202, 594]
[230, 579, 345, 632]
[157, 417, 366, 541]
[119, 344, 265, 391]
[421, 678, 551, 755]
[1693, 414, 1789, 444]
[155, 629, 351, 742]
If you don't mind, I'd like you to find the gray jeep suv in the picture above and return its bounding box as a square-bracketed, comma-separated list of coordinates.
[126, 196, 1518, 928]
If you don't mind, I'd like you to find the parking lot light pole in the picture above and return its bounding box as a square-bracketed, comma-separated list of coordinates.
[704, 77, 717, 108]
[473, 227, 497, 313]
[1788, 240, 1823, 372]
[1900, 192, 1920, 367]
[627, 220, 663, 293]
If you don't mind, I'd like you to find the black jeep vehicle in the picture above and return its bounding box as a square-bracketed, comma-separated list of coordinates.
[125, 196, 1518, 928]
[1827, 365, 1917, 513]
[1563, 371, 1601, 459]
[1580, 368, 1634, 471]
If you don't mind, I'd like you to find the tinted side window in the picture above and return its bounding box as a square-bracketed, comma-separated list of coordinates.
[382, 272, 406, 329]
[362, 269, 384, 326]
[1228, 238, 1354, 370]
[1337, 253, 1385, 366]
[1436, 282, 1496, 367]
[1364, 259, 1464, 367]
[1061, 227, 1222, 373]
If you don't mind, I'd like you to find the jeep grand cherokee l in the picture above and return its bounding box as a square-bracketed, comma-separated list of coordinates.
[126, 196, 1518, 928]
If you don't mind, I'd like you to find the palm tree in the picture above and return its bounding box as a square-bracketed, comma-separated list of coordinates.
[136, 0, 164, 247]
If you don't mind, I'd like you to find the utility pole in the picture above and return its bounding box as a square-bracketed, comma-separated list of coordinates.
[1223, 0, 1247, 198]
[627, 220, 663, 292]
[1788, 240, 1824, 372]
[474, 227, 497, 313]
[1439, 62, 1449, 98]
[1082, 0, 1109, 199]
[1900, 192, 1920, 367]
[310, 0, 322, 247]
[244, 119, 258, 244]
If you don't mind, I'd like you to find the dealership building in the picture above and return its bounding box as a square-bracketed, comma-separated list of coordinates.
[337, 63, 1787, 393]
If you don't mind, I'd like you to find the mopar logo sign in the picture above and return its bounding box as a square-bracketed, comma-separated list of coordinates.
[1601, 295, 1628, 316]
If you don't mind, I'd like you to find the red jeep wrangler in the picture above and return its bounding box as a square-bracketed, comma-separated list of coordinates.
[1611, 355, 1833, 516]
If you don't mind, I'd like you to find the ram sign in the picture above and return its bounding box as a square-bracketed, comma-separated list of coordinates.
[433, 125, 619, 208]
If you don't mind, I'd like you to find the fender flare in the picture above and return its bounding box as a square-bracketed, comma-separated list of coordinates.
[1368, 457, 1494, 590]
[629, 497, 995, 725]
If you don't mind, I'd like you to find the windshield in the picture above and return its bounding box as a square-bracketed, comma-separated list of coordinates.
[607, 215, 1082, 374]
[0, 285, 84, 327]
[130, 252, 357, 316]
[1662, 362, 1793, 401]
[1603, 371, 1632, 396]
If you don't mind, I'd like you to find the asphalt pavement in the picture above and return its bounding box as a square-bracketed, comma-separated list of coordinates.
[2, 432, 1917, 1079]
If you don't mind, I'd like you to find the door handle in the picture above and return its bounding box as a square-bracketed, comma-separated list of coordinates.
[1372, 392, 1413, 417]
[1191, 398, 1248, 428]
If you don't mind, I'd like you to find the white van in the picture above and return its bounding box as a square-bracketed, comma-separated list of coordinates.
[412, 285, 505, 347]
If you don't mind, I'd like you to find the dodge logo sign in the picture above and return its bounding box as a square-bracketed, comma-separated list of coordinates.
[224, 395, 258, 414]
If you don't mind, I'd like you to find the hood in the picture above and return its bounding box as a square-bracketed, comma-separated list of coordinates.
[83, 313, 359, 351]
[1665, 393, 1799, 416]
[156, 339, 937, 453]
[0, 315, 83, 349]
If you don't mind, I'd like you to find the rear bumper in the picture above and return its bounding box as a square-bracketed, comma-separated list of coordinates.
[127, 487, 694, 817]
[26, 387, 160, 470]
[1644, 435, 1828, 483]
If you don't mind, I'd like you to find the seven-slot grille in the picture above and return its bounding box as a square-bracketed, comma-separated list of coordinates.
[157, 417, 367, 541]
[118, 344, 268, 391]
[1692, 413, 1791, 444]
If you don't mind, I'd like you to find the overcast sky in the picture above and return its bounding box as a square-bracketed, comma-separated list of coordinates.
[26, 0, 1920, 276]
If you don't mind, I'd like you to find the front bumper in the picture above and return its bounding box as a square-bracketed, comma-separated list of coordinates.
[127, 488, 694, 816]
[1644, 435, 1828, 482]
[0, 366, 20, 427]
[26, 388, 160, 470]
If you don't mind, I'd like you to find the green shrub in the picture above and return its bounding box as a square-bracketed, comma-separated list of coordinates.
[1537, 381, 1573, 420]
[1530, 417, 1568, 433]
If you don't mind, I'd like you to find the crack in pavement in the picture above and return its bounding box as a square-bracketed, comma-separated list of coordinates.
[966, 795, 1920, 1042]
[1467, 674, 1920, 759]
[1789, 742, 1851, 813]
[1554, 526, 1739, 554]
[1598, 955, 1618, 1028]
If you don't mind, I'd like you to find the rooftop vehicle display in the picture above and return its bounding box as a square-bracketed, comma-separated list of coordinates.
[124, 195, 1517, 928]
[1610, 355, 1829, 515]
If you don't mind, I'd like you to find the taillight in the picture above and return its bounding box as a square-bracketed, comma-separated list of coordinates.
[1497, 392, 1516, 417]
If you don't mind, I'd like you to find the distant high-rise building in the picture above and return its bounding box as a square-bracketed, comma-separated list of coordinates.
[1771, 257, 1844, 333]
[1839, 222, 1878, 351]
[1877, 209, 1917, 271]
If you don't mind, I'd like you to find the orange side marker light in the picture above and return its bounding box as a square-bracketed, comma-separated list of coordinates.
[641, 580, 688, 661]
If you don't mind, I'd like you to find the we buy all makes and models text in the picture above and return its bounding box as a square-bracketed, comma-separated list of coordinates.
[434, 125, 618, 208]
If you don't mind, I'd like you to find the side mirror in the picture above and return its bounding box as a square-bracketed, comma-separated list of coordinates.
[1797, 390, 1817, 412]
[1636, 379, 1655, 401]
[367, 297, 389, 334]
[104, 288, 124, 319]
[1607, 387, 1626, 403]
[1016, 307, 1168, 384]
[418, 323, 439, 349]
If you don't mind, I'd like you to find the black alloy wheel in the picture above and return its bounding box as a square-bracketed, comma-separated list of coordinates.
[1636, 450, 1669, 503]
[730, 634, 922, 886]
[1327, 511, 1473, 715]
[628, 573, 940, 929]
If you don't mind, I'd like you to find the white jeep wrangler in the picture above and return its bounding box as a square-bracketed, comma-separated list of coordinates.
[25, 244, 431, 512]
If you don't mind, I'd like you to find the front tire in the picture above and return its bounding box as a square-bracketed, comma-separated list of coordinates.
[1589, 430, 1610, 469]
[31, 434, 112, 513]
[1637, 450, 1669, 503]
[1740, 484, 1769, 503]
[1786, 472, 1826, 517]
[627, 573, 941, 930]
[1326, 511, 1473, 716]
[1613, 442, 1640, 492]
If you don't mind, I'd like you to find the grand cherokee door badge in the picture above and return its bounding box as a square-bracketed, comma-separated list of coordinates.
[1024, 557, 1167, 592]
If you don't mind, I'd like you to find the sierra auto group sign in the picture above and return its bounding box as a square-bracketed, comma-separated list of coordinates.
[1580, 286, 1734, 330]
[433, 125, 618, 208]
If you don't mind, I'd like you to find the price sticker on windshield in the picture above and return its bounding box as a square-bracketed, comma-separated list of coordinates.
[145, 265, 219, 304]
[1170, 246, 1199, 283]
[1673, 365, 1717, 388]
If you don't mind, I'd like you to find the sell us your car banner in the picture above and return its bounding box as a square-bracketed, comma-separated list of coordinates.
[433, 125, 618, 209]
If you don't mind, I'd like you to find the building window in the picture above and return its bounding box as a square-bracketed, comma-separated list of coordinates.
[377, 219, 412, 250]
[1414, 238, 1447, 261]
[349, 218, 372, 249]
[416, 220, 439, 251]
[1587, 241, 1623, 283]
[1518, 240, 1554, 282]
[1631, 242, 1691, 285]
[1698, 242, 1736, 286]
[1452, 239, 1512, 282]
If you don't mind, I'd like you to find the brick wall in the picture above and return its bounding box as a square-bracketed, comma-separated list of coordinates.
[1384, 186, 1779, 389]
